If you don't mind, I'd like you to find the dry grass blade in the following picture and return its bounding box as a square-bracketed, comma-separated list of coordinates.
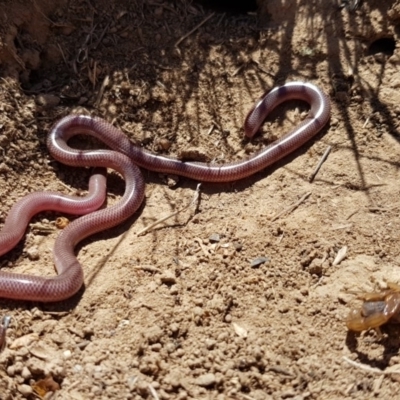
[175, 12, 215, 47]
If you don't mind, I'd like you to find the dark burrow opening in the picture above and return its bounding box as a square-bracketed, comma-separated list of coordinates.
[193, 0, 258, 14]
[368, 37, 396, 56]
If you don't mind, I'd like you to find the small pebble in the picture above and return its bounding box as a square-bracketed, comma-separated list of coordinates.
[21, 366, 32, 380]
[18, 384, 33, 396]
[156, 138, 172, 151]
[6, 365, 15, 377]
[165, 342, 176, 353]
[63, 350, 72, 359]
[196, 373, 216, 387]
[145, 326, 163, 344]
[233, 241, 243, 251]
[166, 175, 179, 188]
[170, 285, 179, 295]
[14, 361, 24, 374]
[250, 256, 269, 267]
[209, 233, 220, 243]
[73, 364, 83, 373]
[160, 272, 176, 285]
[26, 246, 40, 261]
[29, 344, 51, 360]
[35, 94, 60, 109]
[169, 323, 179, 334]
[205, 339, 216, 350]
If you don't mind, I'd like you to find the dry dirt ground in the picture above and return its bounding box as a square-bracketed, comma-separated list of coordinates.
[0, 0, 400, 399]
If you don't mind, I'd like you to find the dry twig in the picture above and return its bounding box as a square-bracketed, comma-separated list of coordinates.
[94, 75, 110, 107]
[148, 384, 160, 400]
[271, 192, 312, 222]
[137, 184, 201, 236]
[175, 13, 215, 47]
[343, 356, 400, 374]
[309, 145, 332, 182]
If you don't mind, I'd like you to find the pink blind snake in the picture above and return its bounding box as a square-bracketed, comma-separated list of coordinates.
[0, 81, 330, 302]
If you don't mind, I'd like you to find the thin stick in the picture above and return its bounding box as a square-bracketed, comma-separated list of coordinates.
[346, 209, 359, 220]
[175, 13, 215, 47]
[362, 116, 371, 128]
[235, 394, 257, 400]
[343, 356, 400, 374]
[137, 184, 201, 236]
[57, 43, 69, 68]
[148, 384, 160, 400]
[95, 75, 110, 107]
[271, 192, 311, 222]
[309, 145, 332, 182]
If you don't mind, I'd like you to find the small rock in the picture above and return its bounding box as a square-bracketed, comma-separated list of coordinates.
[278, 305, 289, 314]
[63, 350, 72, 359]
[155, 138, 172, 151]
[25, 358, 46, 375]
[205, 339, 216, 350]
[145, 326, 164, 344]
[178, 147, 210, 162]
[160, 272, 176, 285]
[170, 284, 180, 295]
[209, 233, 220, 243]
[73, 364, 83, 373]
[26, 246, 40, 261]
[165, 342, 176, 353]
[29, 344, 51, 360]
[169, 323, 179, 334]
[35, 94, 60, 109]
[196, 373, 216, 387]
[307, 259, 323, 276]
[166, 174, 179, 188]
[14, 361, 24, 374]
[193, 307, 203, 316]
[250, 256, 269, 268]
[0, 162, 10, 172]
[232, 322, 247, 337]
[6, 365, 15, 377]
[78, 96, 88, 105]
[18, 384, 33, 396]
[233, 241, 243, 251]
[21, 366, 31, 379]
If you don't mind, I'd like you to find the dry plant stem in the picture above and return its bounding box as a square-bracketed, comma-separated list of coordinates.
[236, 393, 257, 400]
[57, 43, 68, 68]
[136, 183, 201, 236]
[342, 356, 400, 374]
[95, 75, 110, 107]
[148, 384, 160, 400]
[362, 116, 371, 128]
[175, 13, 215, 47]
[346, 209, 359, 220]
[271, 192, 312, 221]
[309, 145, 332, 182]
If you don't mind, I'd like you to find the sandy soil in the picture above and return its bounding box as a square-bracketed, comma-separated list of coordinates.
[1, 0, 400, 398]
